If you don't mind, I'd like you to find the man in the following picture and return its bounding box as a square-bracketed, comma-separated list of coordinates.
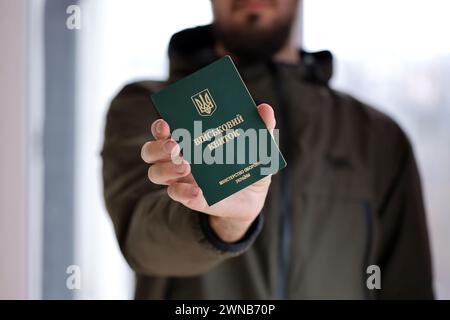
[102, 0, 433, 299]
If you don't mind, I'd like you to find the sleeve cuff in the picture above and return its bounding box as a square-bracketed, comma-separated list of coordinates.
[198, 212, 264, 253]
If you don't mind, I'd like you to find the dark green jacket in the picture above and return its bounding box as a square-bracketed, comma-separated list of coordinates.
[101, 25, 433, 299]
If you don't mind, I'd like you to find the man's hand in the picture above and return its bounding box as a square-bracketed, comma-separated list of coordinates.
[141, 103, 276, 243]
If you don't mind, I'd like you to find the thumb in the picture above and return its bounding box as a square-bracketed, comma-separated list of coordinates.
[257, 103, 276, 133]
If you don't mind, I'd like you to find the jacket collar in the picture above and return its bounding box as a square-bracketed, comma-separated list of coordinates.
[167, 24, 333, 85]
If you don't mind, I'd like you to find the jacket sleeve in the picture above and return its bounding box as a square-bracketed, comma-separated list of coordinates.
[101, 82, 263, 277]
[371, 118, 434, 299]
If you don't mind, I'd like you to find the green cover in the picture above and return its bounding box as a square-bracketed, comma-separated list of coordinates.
[151, 56, 286, 205]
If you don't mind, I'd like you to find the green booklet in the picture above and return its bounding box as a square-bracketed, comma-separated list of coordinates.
[151, 56, 286, 205]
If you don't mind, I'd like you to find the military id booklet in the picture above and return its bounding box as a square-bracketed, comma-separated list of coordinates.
[151, 56, 286, 205]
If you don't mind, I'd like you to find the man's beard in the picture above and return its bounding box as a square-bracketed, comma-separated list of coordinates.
[212, 14, 295, 63]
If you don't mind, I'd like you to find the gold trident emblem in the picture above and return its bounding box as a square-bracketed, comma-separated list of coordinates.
[191, 89, 217, 116]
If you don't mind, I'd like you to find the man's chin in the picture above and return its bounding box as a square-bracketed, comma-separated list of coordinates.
[212, 22, 293, 63]
[238, 11, 278, 30]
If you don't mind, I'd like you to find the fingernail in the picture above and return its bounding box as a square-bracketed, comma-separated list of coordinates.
[171, 154, 183, 165]
[155, 120, 162, 135]
[175, 163, 186, 174]
[164, 140, 176, 153]
[191, 186, 200, 197]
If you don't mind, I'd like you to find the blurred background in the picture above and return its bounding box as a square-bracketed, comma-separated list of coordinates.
[0, 0, 449, 299]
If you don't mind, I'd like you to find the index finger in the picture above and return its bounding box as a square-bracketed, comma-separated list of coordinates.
[150, 119, 171, 140]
